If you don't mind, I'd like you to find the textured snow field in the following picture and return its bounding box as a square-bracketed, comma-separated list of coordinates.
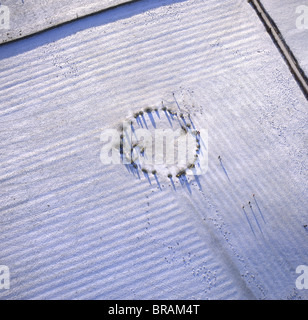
[260, 0, 308, 77]
[0, 0, 135, 44]
[0, 0, 307, 299]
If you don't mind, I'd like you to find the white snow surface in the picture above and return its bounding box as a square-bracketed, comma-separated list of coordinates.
[0, 0, 135, 44]
[0, 0, 307, 300]
[260, 0, 308, 76]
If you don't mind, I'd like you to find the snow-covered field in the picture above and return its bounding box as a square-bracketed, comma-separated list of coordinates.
[260, 0, 308, 77]
[0, 0, 134, 44]
[0, 0, 307, 299]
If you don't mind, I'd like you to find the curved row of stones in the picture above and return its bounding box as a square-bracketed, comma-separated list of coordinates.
[116, 102, 202, 179]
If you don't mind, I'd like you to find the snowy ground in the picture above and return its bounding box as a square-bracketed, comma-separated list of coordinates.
[0, 0, 134, 44]
[260, 0, 308, 77]
[0, 0, 307, 299]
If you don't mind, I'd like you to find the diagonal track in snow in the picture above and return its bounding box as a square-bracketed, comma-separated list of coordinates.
[249, 0, 308, 99]
[0, 0, 139, 44]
